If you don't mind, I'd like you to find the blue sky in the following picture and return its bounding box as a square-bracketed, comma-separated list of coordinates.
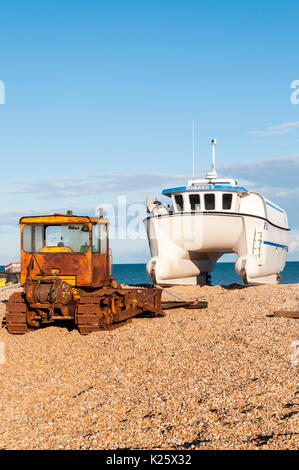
[0, 0, 298, 263]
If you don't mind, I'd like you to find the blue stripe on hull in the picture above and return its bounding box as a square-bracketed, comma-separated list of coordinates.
[265, 201, 284, 214]
[263, 240, 288, 251]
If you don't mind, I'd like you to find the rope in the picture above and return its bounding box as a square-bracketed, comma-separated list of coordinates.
[157, 283, 248, 301]
[0, 283, 21, 292]
[156, 285, 198, 302]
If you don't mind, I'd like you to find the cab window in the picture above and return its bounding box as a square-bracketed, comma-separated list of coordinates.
[204, 194, 215, 210]
[44, 225, 89, 252]
[23, 225, 44, 252]
[22, 224, 90, 253]
[23, 225, 33, 252]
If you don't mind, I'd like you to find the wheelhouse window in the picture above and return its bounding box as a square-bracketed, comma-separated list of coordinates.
[175, 194, 184, 212]
[189, 194, 201, 211]
[222, 193, 232, 210]
[204, 193, 215, 210]
[22, 224, 90, 253]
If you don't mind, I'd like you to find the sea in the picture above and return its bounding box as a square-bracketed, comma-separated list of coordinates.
[1, 262, 299, 286]
[112, 261, 299, 285]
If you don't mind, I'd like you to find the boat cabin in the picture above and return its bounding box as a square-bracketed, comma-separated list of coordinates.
[149, 139, 287, 230]
[162, 178, 248, 214]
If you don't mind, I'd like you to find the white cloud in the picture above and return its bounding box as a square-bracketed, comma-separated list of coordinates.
[4, 155, 299, 259]
[11, 156, 299, 200]
[219, 154, 299, 188]
[249, 121, 299, 136]
[6, 156, 299, 231]
[10, 173, 187, 199]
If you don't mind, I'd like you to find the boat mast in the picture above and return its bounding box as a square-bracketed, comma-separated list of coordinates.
[211, 139, 216, 174]
[192, 120, 195, 178]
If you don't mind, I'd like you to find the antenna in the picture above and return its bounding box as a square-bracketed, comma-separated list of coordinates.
[192, 120, 195, 177]
[211, 139, 216, 173]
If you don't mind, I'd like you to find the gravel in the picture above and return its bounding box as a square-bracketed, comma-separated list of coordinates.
[0, 283, 298, 450]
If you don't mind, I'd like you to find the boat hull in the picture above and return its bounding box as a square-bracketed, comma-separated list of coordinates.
[145, 212, 289, 285]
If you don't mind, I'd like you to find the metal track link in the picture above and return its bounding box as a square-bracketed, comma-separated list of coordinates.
[76, 297, 103, 335]
[5, 292, 30, 334]
[76, 287, 163, 335]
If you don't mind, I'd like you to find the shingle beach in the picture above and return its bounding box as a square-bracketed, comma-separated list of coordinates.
[0, 283, 298, 450]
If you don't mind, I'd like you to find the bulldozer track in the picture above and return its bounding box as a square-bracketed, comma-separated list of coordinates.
[76, 287, 164, 335]
[76, 296, 104, 335]
[5, 292, 30, 334]
[76, 290, 133, 335]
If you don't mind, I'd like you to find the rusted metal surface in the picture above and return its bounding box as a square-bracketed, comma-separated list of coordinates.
[25, 277, 73, 305]
[6, 282, 164, 335]
[76, 286, 163, 335]
[274, 310, 299, 319]
[21, 245, 109, 287]
[5, 292, 30, 334]
[20, 214, 110, 287]
[162, 300, 208, 309]
[6, 212, 164, 335]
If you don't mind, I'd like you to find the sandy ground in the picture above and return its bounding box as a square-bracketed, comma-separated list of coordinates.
[0, 283, 298, 450]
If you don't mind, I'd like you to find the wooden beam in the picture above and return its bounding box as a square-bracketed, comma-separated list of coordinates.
[274, 310, 299, 319]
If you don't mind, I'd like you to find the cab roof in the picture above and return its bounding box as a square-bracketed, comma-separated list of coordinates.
[19, 213, 109, 224]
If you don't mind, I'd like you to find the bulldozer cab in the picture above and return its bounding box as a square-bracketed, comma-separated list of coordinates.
[20, 213, 110, 287]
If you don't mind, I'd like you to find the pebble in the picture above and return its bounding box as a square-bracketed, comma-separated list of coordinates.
[0, 283, 298, 449]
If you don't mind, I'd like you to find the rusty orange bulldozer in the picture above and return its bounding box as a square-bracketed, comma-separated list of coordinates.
[5, 211, 164, 334]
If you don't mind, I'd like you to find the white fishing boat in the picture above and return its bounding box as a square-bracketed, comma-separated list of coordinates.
[144, 140, 290, 286]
